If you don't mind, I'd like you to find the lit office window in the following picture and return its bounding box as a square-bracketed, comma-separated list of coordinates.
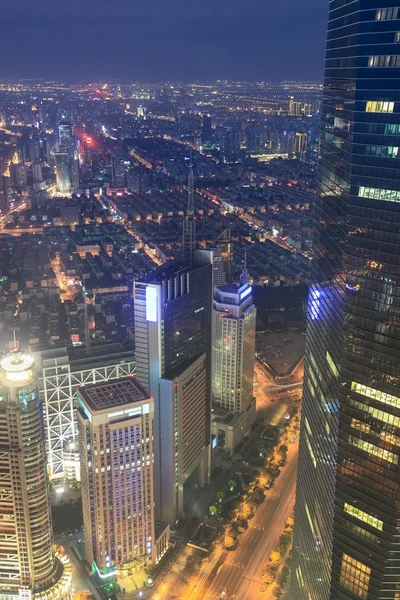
[366, 100, 394, 112]
[340, 554, 371, 599]
[369, 55, 400, 67]
[365, 145, 399, 157]
[349, 436, 399, 464]
[376, 7, 399, 20]
[326, 351, 338, 376]
[344, 503, 383, 530]
[351, 381, 400, 409]
[359, 186, 400, 202]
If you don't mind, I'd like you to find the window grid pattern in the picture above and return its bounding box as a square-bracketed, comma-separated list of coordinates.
[292, 1, 400, 599]
[344, 503, 383, 530]
[340, 554, 371, 599]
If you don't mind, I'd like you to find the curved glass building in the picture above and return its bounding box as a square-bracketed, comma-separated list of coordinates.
[0, 353, 72, 600]
[292, 2, 400, 599]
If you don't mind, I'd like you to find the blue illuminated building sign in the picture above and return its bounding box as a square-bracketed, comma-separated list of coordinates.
[146, 286, 158, 322]
[240, 286, 252, 301]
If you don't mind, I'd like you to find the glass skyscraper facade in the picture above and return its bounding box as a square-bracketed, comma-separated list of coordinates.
[292, 2, 400, 599]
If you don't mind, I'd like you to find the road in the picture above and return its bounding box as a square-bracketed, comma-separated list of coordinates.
[149, 362, 301, 600]
[185, 440, 298, 600]
[0, 202, 26, 230]
[55, 532, 101, 600]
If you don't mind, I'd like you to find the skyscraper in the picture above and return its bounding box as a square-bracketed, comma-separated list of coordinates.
[55, 152, 72, 195]
[292, 3, 400, 599]
[133, 257, 212, 524]
[222, 124, 242, 163]
[211, 275, 256, 452]
[77, 377, 157, 571]
[212, 279, 256, 414]
[112, 153, 126, 188]
[182, 153, 196, 266]
[201, 114, 213, 145]
[0, 352, 72, 600]
[58, 122, 73, 148]
[57, 122, 79, 193]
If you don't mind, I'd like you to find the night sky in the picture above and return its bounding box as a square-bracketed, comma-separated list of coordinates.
[1, 0, 328, 82]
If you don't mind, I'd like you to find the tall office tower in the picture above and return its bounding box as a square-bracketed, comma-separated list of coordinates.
[133, 258, 212, 524]
[77, 377, 157, 571]
[295, 132, 308, 159]
[55, 152, 72, 195]
[222, 124, 242, 163]
[214, 229, 233, 286]
[0, 352, 72, 600]
[211, 277, 256, 451]
[57, 122, 79, 193]
[212, 278, 256, 413]
[58, 122, 73, 148]
[182, 153, 196, 266]
[289, 97, 302, 116]
[201, 114, 213, 145]
[10, 163, 27, 191]
[112, 153, 126, 187]
[198, 229, 233, 288]
[292, 3, 400, 599]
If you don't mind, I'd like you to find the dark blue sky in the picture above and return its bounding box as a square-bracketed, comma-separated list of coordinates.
[1, 0, 328, 81]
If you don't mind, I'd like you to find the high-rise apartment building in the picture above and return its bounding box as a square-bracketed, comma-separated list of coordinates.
[295, 132, 308, 159]
[77, 377, 157, 571]
[293, 3, 400, 599]
[0, 352, 72, 600]
[246, 123, 266, 153]
[289, 97, 302, 116]
[133, 257, 213, 524]
[10, 163, 27, 191]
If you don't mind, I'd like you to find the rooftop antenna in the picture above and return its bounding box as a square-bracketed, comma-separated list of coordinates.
[182, 148, 196, 266]
[187, 148, 194, 216]
[83, 286, 91, 354]
[240, 247, 249, 286]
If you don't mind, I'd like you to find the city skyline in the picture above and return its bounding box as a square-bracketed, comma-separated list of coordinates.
[0, 0, 327, 81]
[7, 0, 400, 597]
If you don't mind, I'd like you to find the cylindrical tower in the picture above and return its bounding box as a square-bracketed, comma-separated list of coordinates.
[0, 352, 72, 600]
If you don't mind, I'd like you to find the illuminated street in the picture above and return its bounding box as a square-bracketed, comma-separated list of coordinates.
[149, 362, 301, 600]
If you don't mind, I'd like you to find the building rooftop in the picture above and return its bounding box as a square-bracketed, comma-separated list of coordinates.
[78, 376, 150, 413]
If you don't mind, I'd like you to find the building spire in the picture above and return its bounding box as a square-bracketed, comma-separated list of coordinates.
[187, 148, 194, 216]
[182, 148, 196, 266]
[240, 248, 249, 286]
